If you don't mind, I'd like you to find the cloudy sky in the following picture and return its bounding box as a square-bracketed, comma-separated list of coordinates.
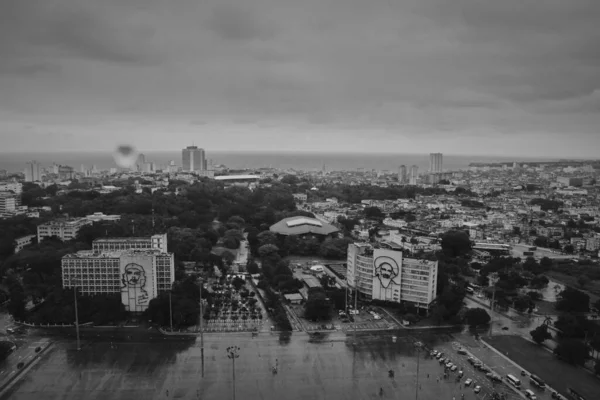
[1, 0, 599, 156]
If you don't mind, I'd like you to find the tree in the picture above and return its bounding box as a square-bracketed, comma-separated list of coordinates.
[564, 244, 575, 254]
[258, 244, 280, 258]
[364, 207, 384, 220]
[595, 361, 600, 376]
[554, 339, 589, 365]
[526, 291, 542, 301]
[246, 260, 259, 274]
[555, 287, 589, 313]
[530, 325, 552, 344]
[464, 308, 491, 329]
[441, 230, 472, 257]
[304, 289, 331, 321]
[577, 274, 590, 288]
[513, 295, 532, 312]
[540, 257, 553, 270]
[0, 341, 15, 361]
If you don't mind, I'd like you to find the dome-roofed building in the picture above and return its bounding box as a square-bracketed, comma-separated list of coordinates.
[269, 216, 339, 238]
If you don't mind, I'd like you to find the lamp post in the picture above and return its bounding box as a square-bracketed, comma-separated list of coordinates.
[415, 347, 420, 400]
[169, 291, 173, 332]
[226, 346, 240, 400]
[198, 277, 205, 377]
[67, 276, 81, 351]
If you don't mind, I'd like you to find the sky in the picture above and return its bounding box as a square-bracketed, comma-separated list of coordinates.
[1, 0, 599, 156]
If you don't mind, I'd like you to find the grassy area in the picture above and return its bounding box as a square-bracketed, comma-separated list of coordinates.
[486, 335, 600, 400]
[546, 271, 600, 303]
[534, 300, 557, 316]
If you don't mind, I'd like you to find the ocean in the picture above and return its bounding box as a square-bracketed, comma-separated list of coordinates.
[0, 151, 557, 174]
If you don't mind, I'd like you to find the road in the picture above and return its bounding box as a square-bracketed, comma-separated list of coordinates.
[5, 330, 501, 400]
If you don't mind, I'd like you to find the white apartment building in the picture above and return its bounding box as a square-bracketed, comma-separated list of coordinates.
[92, 233, 168, 253]
[0, 182, 23, 194]
[347, 243, 438, 310]
[37, 218, 92, 242]
[62, 248, 174, 312]
[14, 234, 36, 253]
[586, 237, 600, 252]
[0, 192, 21, 214]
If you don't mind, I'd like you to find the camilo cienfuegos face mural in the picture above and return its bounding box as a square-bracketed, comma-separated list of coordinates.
[121, 263, 149, 308]
[374, 255, 400, 288]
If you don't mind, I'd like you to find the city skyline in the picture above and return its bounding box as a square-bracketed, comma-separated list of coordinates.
[1, 1, 600, 157]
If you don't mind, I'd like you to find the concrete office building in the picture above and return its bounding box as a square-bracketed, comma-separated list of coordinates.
[62, 248, 174, 313]
[24, 161, 41, 182]
[347, 243, 438, 310]
[429, 153, 443, 173]
[37, 218, 93, 242]
[182, 146, 207, 172]
[92, 233, 168, 253]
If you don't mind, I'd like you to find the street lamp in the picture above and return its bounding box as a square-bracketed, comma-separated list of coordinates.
[67, 276, 81, 351]
[197, 277, 205, 377]
[226, 346, 240, 400]
[415, 347, 420, 400]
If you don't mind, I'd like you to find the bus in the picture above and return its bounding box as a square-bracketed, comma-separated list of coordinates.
[530, 374, 545, 389]
[506, 374, 521, 387]
[567, 388, 586, 400]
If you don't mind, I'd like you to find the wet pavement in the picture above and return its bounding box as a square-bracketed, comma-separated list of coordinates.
[3, 330, 504, 400]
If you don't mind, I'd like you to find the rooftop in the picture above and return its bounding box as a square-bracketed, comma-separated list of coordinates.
[214, 175, 260, 181]
[269, 216, 339, 236]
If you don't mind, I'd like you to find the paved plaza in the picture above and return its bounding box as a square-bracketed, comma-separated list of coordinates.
[3, 331, 493, 400]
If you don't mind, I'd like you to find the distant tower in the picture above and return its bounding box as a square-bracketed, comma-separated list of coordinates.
[182, 146, 206, 172]
[398, 165, 407, 183]
[24, 161, 41, 182]
[409, 165, 419, 185]
[429, 153, 443, 173]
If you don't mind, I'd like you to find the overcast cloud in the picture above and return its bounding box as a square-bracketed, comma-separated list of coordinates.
[1, 0, 599, 156]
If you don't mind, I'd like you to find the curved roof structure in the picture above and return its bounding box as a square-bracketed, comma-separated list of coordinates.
[269, 216, 339, 236]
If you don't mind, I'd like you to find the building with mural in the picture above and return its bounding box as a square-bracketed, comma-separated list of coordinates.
[61, 234, 174, 312]
[347, 243, 438, 310]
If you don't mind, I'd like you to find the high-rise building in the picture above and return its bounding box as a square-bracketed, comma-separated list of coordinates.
[347, 243, 438, 309]
[0, 192, 21, 215]
[409, 165, 418, 184]
[24, 161, 41, 182]
[429, 153, 443, 173]
[182, 146, 206, 172]
[398, 165, 407, 183]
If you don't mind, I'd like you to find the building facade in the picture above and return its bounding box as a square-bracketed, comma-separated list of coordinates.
[429, 153, 443, 173]
[62, 249, 174, 312]
[92, 233, 168, 253]
[0, 182, 23, 194]
[182, 146, 207, 172]
[398, 165, 407, 184]
[409, 165, 419, 185]
[347, 243, 438, 309]
[24, 161, 41, 182]
[37, 218, 93, 242]
[0, 192, 21, 215]
[14, 235, 36, 253]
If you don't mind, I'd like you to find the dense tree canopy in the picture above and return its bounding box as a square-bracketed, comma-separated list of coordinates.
[441, 230, 472, 258]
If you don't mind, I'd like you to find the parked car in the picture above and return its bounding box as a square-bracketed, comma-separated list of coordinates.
[430, 351, 437, 357]
[439, 358, 446, 364]
[457, 348, 467, 355]
[451, 365, 458, 372]
[458, 370, 464, 378]
[474, 385, 481, 394]
[467, 357, 476, 365]
[373, 314, 382, 320]
[464, 379, 473, 387]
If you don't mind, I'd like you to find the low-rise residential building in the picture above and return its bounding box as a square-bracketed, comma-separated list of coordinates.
[14, 234, 36, 253]
[37, 217, 92, 242]
[85, 212, 122, 222]
[92, 233, 168, 253]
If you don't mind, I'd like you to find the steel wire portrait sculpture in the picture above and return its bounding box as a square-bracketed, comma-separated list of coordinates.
[121, 263, 149, 306]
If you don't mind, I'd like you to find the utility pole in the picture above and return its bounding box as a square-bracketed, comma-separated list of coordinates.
[169, 291, 173, 332]
[415, 347, 420, 400]
[353, 284, 358, 346]
[226, 346, 240, 400]
[74, 285, 81, 351]
[198, 278, 205, 377]
[489, 273, 498, 337]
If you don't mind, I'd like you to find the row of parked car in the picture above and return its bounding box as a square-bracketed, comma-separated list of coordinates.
[466, 353, 502, 383]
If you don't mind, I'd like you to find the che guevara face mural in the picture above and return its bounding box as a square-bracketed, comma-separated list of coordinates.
[121, 263, 149, 305]
[374, 256, 400, 288]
